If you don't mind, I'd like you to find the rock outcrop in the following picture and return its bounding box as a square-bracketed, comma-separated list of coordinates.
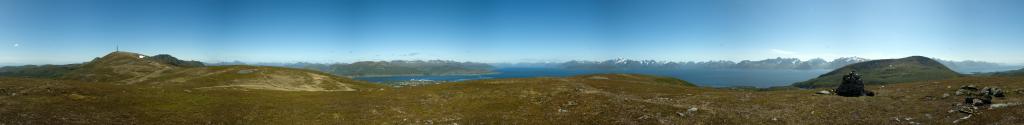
[835, 71, 875, 97]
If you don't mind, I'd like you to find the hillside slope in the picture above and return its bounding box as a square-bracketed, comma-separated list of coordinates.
[793, 56, 961, 88]
[50, 51, 382, 91]
[138, 65, 382, 91]
[61, 51, 177, 82]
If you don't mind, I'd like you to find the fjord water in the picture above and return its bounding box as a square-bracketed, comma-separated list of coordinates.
[355, 68, 830, 88]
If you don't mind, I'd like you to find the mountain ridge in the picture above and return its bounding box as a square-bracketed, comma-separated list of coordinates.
[553, 57, 870, 70]
[15, 51, 384, 91]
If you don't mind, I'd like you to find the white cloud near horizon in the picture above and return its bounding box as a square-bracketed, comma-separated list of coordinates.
[770, 49, 796, 55]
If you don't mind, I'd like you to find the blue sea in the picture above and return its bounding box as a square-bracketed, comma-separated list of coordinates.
[354, 68, 830, 88]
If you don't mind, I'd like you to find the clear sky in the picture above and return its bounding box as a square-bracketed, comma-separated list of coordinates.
[2, 0, 1023, 65]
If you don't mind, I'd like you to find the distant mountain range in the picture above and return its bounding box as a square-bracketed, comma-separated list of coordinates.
[495, 57, 1021, 73]
[209, 60, 496, 77]
[934, 59, 1023, 73]
[503, 57, 870, 70]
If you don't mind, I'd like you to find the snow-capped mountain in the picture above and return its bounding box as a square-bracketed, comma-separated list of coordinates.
[557, 57, 872, 70]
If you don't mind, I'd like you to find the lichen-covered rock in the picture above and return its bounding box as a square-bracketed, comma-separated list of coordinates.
[981, 87, 1005, 97]
[951, 103, 978, 114]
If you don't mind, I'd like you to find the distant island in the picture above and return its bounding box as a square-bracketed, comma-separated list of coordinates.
[209, 60, 497, 77]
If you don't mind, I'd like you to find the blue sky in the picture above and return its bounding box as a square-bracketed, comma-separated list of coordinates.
[1, 0, 1023, 65]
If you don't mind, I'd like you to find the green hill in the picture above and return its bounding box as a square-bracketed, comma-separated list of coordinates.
[792, 56, 961, 88]
[15, 51, 384, 91]
[62, 51, 181, 82]
[0, 64, 80, 78]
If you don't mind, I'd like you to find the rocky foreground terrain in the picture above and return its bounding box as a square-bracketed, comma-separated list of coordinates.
[1, 73, 1023, 124]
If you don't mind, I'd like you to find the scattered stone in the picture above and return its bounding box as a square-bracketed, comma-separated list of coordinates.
[771, 117, 777, 121]
[66, 93, 90, 101]
[558, 109, 568, 113]
[890, 117, 919, 124]
[981, 87, 1005, 97]
[954, 86, 1006, 108]
[637, 115, 653, 120]
[962, 85, 978, 90]
[677, 107, 700, 117]
[951, 103, 979, 114]
[815, 90, 831, 95]
[989, 103, 1009, 109]
[952, 114, 972, 124]
[955, 88, 972, 96]
[951, 84, 1003, 117]
[965, 96, 992, 106]
[941, 93, 951, 99]
[988, 103, 1021, 109]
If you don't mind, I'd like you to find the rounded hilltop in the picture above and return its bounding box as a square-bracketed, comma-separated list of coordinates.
[793, 56, 961, 88]
[62, 51, 385, 91]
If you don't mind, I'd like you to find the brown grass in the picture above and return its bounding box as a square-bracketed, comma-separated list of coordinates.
[2, 74, 1023, 124]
